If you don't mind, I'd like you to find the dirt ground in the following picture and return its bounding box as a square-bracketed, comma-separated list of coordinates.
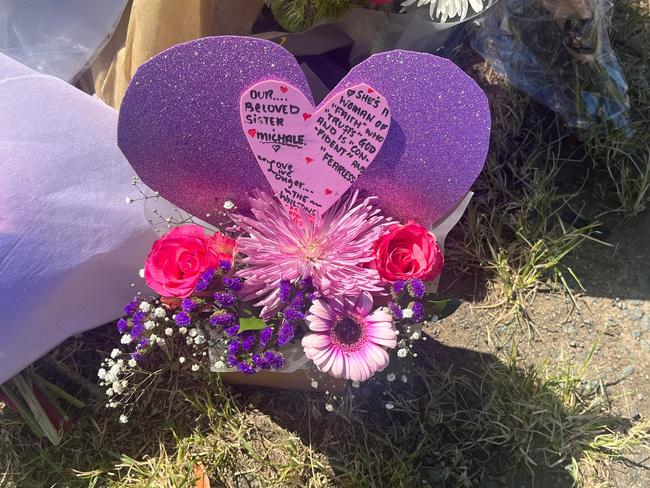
[435, 210, 650, 486]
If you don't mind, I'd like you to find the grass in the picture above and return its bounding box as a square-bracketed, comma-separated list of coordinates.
[2, 335, 648, 487]
[2, 1, 650, 486]
[444, 0, 650, 328]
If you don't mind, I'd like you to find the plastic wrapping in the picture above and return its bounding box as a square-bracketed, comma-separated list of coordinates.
[0, 54, 155, 384]
[0, 0, 128, 82]
[470, 0, 629, 129]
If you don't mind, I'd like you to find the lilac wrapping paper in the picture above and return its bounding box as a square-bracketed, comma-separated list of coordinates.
[119, 36, 490, 227]
[0, 54, 155, 383]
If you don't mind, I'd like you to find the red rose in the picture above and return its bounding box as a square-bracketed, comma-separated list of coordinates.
[144, 225, 236, 298]
[371, 222, 443, 282]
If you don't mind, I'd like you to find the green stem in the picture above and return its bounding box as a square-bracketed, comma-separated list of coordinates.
[11, 373, 62, 445]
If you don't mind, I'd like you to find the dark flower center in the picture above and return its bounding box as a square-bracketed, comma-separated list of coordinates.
[331, 314, 367, 351]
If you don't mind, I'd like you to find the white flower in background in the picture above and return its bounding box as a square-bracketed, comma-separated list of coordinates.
[98, 368, 107, 380]
[154, 307, 167, 318]
[128, 359, 137, 367]
[179, 357, 186, 364]
[385, 402, 395, 410]
[138, 268, 145, 278]
[325, 403, 335, 412]
[119, 414, 128, 424]
[139, 301, 151, 312]
[165, 327, 174, 336]
[120, 334, 132, 345]
[397, 348, 408, 358]
[401, 0, 485, 23]
[144, 320, 156, 330]
[386, 373, 396, 382]
[191, 364, 200, 372]
[402, 308, 414, 319]
[110, 348, 120, 359]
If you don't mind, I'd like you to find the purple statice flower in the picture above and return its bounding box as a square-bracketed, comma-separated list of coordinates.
[264, 351, 285, 369]
[116, 318, 128, 334]
[276, 322, 295, 346]
[223, 277, 243, 292]
[412, 301, 424, 323]
[392, 280, 407, 295]
[218, 259, 232, 272]
[300, 276, 314, 293]
[123, 298, 139, 315]
[227, 339, 240, 355]
[131, 321, 145, 340]
[388, 301, 403, 320]
[278, 280, 292, 303]
[132, 311, 147, 325]
[227, 353, 238, 367]
[251, 353, 267, 369]
[283, 307, 304, 323]
[175, 311, 191, 327]
[194, 267, 216, 292]
[137, 337, 150, 350]
[259, 327, 273, 348]
[241, 334, 256, 352]
[225, 324, 240, 336]
[209, 312, 236, 327]
[236, 361, 256, 375]
[290, 290, 304, 309]
[131, 351, 143, 361]
[194, 280, 208, 292]
[213, 292, 236, 308]
[409, 279, 426, 299]
[181, 298, 197, 312]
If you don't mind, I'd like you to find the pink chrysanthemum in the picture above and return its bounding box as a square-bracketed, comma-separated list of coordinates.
[233, 191, 389, 319]
[302, 292, 396, 381]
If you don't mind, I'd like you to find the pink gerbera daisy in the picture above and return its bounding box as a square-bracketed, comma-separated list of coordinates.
[302, 292, 396, 382]
[232, 191, 389, 319]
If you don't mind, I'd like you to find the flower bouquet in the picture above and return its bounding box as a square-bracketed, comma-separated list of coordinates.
[99, 35, 490, 411]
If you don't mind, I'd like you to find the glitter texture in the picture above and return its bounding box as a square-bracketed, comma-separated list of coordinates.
[118, 36, 490, 227]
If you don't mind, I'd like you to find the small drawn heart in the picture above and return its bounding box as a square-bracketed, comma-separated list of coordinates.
[280, 86, 288, 93]
[241, 81, 391, 215]
[368, 88, 374, 93]
[247, 129, 256, 137]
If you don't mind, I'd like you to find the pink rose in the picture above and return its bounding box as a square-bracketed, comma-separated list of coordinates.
[371, 222, 443, 282]
[144, 225, 237, 298]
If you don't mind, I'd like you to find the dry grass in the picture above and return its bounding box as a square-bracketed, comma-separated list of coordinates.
[2, 335, 648, 487]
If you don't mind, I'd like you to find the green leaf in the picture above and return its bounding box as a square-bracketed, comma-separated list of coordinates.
[238, 317, 267, 332]
[422, 296, 462, 321]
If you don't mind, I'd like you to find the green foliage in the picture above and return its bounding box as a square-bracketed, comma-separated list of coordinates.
[237, 316, 267, 332]
[270, 0, 360, 32]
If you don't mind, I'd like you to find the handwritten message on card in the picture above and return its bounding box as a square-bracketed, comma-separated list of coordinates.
[240, 81, 390, 216]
